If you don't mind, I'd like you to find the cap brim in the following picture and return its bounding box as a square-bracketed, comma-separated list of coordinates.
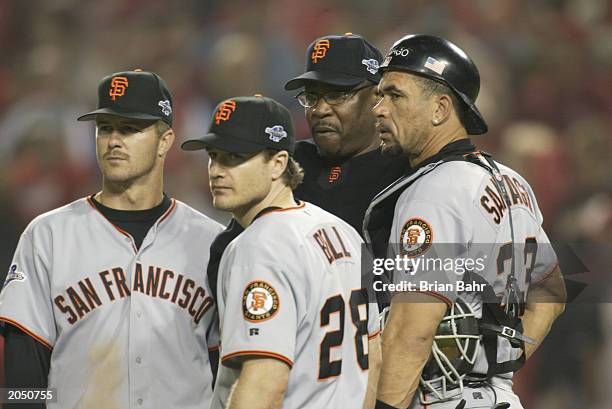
[284, 71, 365, 90]
[181, 133, 267, 154]
[77, 108, 162, 122]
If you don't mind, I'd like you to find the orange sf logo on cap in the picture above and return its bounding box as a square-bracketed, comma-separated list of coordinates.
[311, 39, 331, 63]
[109, 76, 129, 101]
[215, 100, 237, 124]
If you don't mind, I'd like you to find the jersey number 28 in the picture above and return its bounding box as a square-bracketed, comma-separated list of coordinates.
[318, 288, 369, 380]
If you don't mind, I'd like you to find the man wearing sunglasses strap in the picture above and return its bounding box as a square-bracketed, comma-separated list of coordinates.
[285, 33, 410, 236]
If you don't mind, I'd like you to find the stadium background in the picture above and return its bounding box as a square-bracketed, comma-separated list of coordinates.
[0, 0, 610, 407]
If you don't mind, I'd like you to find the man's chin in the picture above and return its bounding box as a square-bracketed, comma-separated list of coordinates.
[313, 134, 342, 156]
[380, 143, 404, 157]
[211, 200, 233, 212]
[102, 172, 136, 186]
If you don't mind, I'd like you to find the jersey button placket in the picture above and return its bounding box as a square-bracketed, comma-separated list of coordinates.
[129, 258, 150, 409]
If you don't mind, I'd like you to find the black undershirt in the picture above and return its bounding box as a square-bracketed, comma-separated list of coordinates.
[293, 139, 410, 236]
[90, 194, 172, 250]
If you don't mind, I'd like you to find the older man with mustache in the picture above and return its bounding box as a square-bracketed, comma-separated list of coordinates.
[285, 33, 409, 235]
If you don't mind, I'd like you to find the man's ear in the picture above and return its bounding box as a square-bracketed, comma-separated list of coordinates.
[431, 94, 453, 126]
[158, 128, 175, 157]
[270, 150, 289, 181]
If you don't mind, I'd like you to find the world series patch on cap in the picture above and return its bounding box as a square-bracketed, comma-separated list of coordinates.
[284, 33, 383, 90]
[78, 69, 174, 126]
[181, 95, 295, 154]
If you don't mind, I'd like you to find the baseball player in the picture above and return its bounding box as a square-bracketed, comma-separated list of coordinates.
[285, 33, 409, 236]
[204, 34, 410, 345]
[182, 95, 381, 409]
[0, 69, 223, 408]
[363, 35, 566, 408]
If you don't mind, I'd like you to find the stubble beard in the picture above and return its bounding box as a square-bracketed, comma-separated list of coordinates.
[101, 157, 159, 192]
[380, 142, 404, 157]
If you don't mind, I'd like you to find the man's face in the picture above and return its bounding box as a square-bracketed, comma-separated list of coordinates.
[374, 72, 434, 157]
[304, 82, 378, 158]
[95, 115, 162, 185]
[207, 148, 273, 214]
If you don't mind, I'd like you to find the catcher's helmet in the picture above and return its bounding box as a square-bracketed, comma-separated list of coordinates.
[380, 34, 488, 135]
[419, 297, 480, 404]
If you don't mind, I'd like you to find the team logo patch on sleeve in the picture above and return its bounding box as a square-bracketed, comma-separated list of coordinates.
[4, 264, 26, 286]
[400, 218, 433, 257]
[242, 281, 279, 322]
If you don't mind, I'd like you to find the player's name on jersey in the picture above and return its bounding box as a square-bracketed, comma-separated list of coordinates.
[53, 263, 213, 325]
[312, 225, 353, 264]
[480, 174, 534, 224]
[372, 279, 486, 293]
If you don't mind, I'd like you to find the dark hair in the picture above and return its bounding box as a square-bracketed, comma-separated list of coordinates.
[263, 150, 304, 190]
[155, 120, 171, 138]
[413, 76, 469, 130]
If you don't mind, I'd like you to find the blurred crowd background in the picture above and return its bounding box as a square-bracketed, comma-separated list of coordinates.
[0, 0, 610, 407]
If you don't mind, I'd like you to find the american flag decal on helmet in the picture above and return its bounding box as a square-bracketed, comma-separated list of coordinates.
[424, 56, 446, 75]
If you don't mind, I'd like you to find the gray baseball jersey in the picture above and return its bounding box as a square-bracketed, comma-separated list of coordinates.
[210, 202, 379, 409]
[389, 159, 557, 388]
[0, 197, 223, 409]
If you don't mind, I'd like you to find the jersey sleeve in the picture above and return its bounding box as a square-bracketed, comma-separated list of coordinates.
[219, 241, 302, 369]
[392, 199, 470, 304]
[206, 310, 220, 351]
[513, 177, 558, 284]
[0, 225, 56, 349]
[526, 214, 558, 284]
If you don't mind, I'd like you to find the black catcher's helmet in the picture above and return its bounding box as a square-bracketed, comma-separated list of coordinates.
[380, 34, 488, 135]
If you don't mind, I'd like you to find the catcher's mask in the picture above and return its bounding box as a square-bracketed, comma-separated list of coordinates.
[420, 298, 480, 404]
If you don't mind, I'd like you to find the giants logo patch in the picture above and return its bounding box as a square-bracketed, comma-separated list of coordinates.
[215, 100, 237, 124]
[400, 218, 433, 257]
[311, 39, 331, 63]
[328, 166, 341, 183]
[109, 76, 128, 101]
[242, 281, 279, 322]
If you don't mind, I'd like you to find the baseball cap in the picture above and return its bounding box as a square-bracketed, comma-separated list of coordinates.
[284, 33, 383, 90]
[78, 69, 173, 126]
[181, 95, 295, 154]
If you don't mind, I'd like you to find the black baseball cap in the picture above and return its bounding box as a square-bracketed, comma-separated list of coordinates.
[78, 69, 173, 126]
[181, 95, 295, 154]
[284, 33, 383, 90]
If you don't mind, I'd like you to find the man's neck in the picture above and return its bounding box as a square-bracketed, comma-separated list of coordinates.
[234, 184, 298, 228]
[98, 174, 164, 210]
[352, 134, 382, 158]
[410, 127, 467, 167]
